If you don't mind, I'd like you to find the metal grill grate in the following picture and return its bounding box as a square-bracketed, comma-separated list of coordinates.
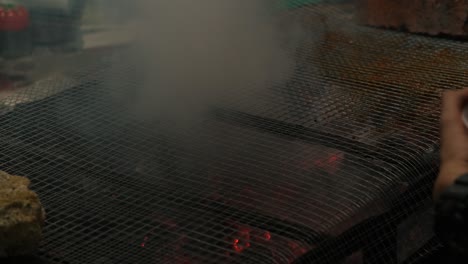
[0, 2, 464, 264]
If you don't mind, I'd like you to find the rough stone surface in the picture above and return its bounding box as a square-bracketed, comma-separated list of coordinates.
[0, 171, 45, 257]
[357, 0, 468, 36]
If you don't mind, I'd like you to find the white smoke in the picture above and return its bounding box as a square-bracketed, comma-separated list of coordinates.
[120, 0, 298, 126]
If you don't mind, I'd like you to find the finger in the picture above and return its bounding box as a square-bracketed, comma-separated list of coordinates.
[440, 89, 468, 136]
[440, 89, 468, 161]
[434, 161, 468, 200]
[441, 89, 468, 128]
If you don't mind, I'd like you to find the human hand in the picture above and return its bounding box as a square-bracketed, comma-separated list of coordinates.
[434, 89, 468, 200]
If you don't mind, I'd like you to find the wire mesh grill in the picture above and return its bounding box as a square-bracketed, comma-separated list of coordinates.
[0, 2, 464, 264]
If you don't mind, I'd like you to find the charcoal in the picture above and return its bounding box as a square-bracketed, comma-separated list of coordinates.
[0, 171, 45, 257]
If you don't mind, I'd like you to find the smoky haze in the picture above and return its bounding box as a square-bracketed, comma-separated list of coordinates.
[120, 0, 297, 126]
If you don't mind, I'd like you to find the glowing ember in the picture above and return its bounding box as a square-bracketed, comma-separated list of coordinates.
[288, 241, 308, 256]
[230, 225, 252, 254]
[232, 235, 251, 253]
[328, 154, 339, 163]
[140, 236, 149, 248]
[306, 152, 344, 174]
